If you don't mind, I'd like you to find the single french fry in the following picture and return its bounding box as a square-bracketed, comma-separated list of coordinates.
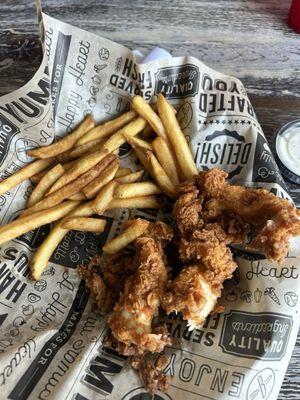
[108, 196, 159, 210]
[28, 114, 94, 159]
[157, 94, 198, 180]
[30, 201, 93, 280]
[23, 159, 114, 216]
[132, 96, 167, 140]
[103, 218, 149, 254]
[102, 117, 147, 152]
[152, 136, 180, 185]
[76, 110, 137, 146]
[0, 200, 79, 246]
[92, 181, 117, 214]
[27, 164, 65, 207]
[56, 139, 104, 163]
[115, 168, 132, 178]
[133, 147, 152, 174]
[48, 151, 114, 194]
[62, 217, 106, 233]
[125, 135, 152, 151]
[115, 170, 144, 184]
[0, 158, 54, 196]
[69, 192, 86, 201]
[115, 182, 161, 198]
[147, 151, 178, 198]
[83, 159, 119, 199]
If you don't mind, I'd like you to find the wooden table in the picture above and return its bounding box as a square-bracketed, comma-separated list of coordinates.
[0, 0, 299, 398]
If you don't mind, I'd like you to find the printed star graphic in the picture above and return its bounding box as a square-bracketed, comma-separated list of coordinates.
[247, 121, 251, 125]
[216, 120, 220, 124]
[209, 120, 214, 124]
[222, 120, 226, 125]
[228, 120, 232, 124]
[241, 120, 246, 125]
[204, 121, 207, 125]
[234, 119, 239, 124]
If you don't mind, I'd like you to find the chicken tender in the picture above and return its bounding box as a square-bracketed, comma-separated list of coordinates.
[108, 222, 173, 354]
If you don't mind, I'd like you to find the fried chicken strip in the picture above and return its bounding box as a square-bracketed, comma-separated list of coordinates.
[196, 168, 300, 262]
[163, 226, 238, 329]
[108, 222, 173, 354]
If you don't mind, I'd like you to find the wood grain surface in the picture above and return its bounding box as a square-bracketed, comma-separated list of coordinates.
[1, 1, 300, 398]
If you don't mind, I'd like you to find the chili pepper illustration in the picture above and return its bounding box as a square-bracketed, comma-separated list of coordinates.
[254, 288, 262, 303]
[264, 287, 280, 305]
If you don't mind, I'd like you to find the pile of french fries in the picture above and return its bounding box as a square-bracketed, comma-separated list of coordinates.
[0, 94, 198, 280]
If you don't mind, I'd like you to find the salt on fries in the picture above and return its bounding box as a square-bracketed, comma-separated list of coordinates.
[103, 218, 149, 254]
[0, 94, 198, 279]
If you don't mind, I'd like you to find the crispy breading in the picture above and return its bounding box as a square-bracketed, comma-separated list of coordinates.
[78, 260, 114, 312]
[131, 354, 170, 394]
[179, 228, 238, 287]
[108, 222, 173, 354]
[195, 168, 300, 262]
[163, 226, 238, 328]
[173, 180, 203, 236]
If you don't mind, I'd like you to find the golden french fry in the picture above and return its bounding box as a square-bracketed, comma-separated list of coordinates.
[0, 158, 54, 196]
[133, 147, 152, 175]
[92, 181, 117, 214]
[131, 96, 167, 140]
[102, 117, 147, 152]
[28, 114, 94, 159]
[62, 217, 106, 233]
[23, 159, 114, 216]
[76, 110, 137, 146]
[115, 168, 132, 178]
[48, 151, 114, 194]
[115, 182, 161, 198]
[103, 218, 149, 254]
[0, 200, 79, 246]
[147, 151, 178, 198]
[108, 196, 159, 210]
[152, 136, 180, 185]
[69, 192, 86, 201]
[56, 139, 104, 163]
[27, 164, 65, 207]
[115, 170, 144, 184]
[30, 201, 93, 280]
[125, 135, 152, 151]
[157, 94, 198, 180]
[83, 159, 119, 199]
